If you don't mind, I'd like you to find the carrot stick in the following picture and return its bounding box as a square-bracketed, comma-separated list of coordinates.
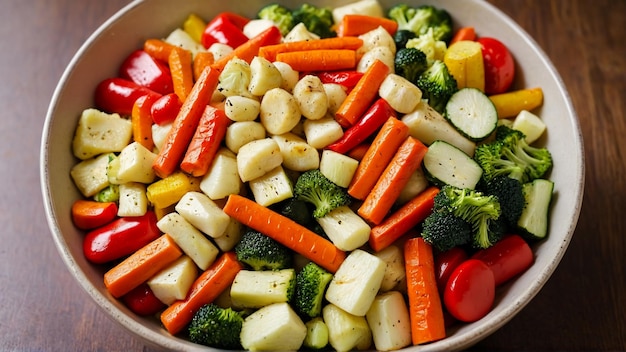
[193, 51, 214, 82]
[160, 251, 243, 334]
[369, 186, 439, 252]
[258, 36, 363, 62]
[104, 234, 182, 298]
[152, 66, 220, 178]
[404, 237, 446, 345]
[211, 25, 282, 71]
[168, 47, 194, 102]
[348, 116, 409, 200]
[336, 14, 398, 37]
[450, 26, 476, 44]
[335, 59, 390, 127]
[275, 49, 357, 72]
[131, 94, 157, 151]
[180, 105, 230, 177]
[223, 194, 346, 273]
[144, 39, 178, 62]
[346, 143, 370, 161]
[358, 136, 428, 225]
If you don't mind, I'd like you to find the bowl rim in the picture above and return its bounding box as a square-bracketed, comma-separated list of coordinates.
[40, 0, 585, 351]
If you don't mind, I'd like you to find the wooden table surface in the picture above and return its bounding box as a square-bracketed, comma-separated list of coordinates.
[1, 0, 624, 350]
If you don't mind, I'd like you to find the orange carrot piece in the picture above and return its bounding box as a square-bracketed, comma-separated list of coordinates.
[152, 66, 220, 178]
[180, 105, 230, 177]
[358, 136, 428, 225]
[369, 186, 439, 252]
[143, 39, 178, 62]
[275, 49, 357, 72]
[193, 51, 214, 82]
[346, 143, 370, 161]
[211, 25, 282, 71]
[404, 237, 446, 345]
[335, 59, 390, 127]
[223, 194, 346, 273]
[131, 94, 157, 151]
[160, 251, 243, 334]
[104, 234, 182, 298]
[168, 48, 194, 102]
[450, 26, 476, 44]
[336, 14, 399, 37]
[348, 116, 409, 200]
[258, 36, 364, 62]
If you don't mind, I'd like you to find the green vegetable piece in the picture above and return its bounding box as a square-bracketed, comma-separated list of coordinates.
[188, 303, 245, 349]
[295, 262, 333, 319]
[388, 4, 453, 42]
[416, 60, 458, 113]
[394, 47, 428, 85]
[93, 184, 119, 203]
[293, 169, 351, 219]
[258, 3, 294, 36]
[234, 229, 293, 271]
[292, 3, 335, 38]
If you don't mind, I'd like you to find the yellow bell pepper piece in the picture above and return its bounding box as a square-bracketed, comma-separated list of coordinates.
[146, 171, 201, 209]
[489, 87, 544, 119]
[183, 13, 206, 44]
[444, 40, 485, 91]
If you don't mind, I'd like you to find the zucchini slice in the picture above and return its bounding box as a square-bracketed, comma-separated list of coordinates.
[518, 178, 554, 240]
[445, 87, 498, 141]
[422, 140, 483, 189]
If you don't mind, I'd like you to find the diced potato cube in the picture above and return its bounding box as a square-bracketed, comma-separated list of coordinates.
[225, 121, 266, 154]
[303, 116, 344, 149]
[117, 182, 148, 217]
[319, 150, 358, 188]
[146, 172, 201, 209]
[249, 56, 283, 96]
[72, 108, 132, 160]
[316, 206, 370, 251]
[241, 302, 307, 351]
[273, 61, 299, 92]
[116, 142, 157, 184]
[324, 83, 348, 115]
[396, 168, 429, 205]
[293, 75, 328, 121]
[259, 88, 301, 135]
[236, 138, 283, 182]
[249, 166, 293, 207]
[175, 191, 230, 238]
[512, 110, 547, 144]
[272, 133, 320, 172]
[323, 303, 373, 351]
[151, 122, 172, 153]
[213, 217, 243, 252]
[165, 28, 205, 58]
[224, 96, 261, 122]
[70, 153, 112, 197]
[200, 148, 242, 200]
[230, 269, 296, 309]
[372, 245, 406, 292]
[147, 255, 198, 305]
[366, 291, 412, 351]
[378, 73, 422, 114]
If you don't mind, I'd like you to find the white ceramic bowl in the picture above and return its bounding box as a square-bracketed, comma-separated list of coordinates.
[40, 0, 584, 350]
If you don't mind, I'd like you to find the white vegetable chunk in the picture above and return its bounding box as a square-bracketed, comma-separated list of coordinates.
[273, 61, 300, 92]
[240, 302, 307, 351]
[200, 148, 242, 200]
[272, 133, 320, 172]
[372, 245, 406, 292]
[117, 182, 148, 217]
[249, 56, 283, 97]
[319, 150, 359, 188]
[225, 121, 266, 153]
[115, 142, 157, 184]
[260, 88, 302, 135]
[249, 166, 293, 207]
[208, 43, 233, 62]
[230, 269, 296, 309]
[322, 303, 373, 351]
[379, 73, 423, 114]
[293, 75, 329, 121]
[151, 122, 172, 153]
[237, 138, 283, 182]
[70, 153, 112, 197]
[332, 0, 384, 24]
[165, 28, 205, 57]
[156, 212, 219, 270]
[366, 291, 412, 351]
[357, 26, 397, 59]
[303, 116, 344, 149]
[72, 108, 132, 160]
[283, 22, 320, 43]
[147, 256, 198, 305]
[325, 249, 386, 316]
[224, 95, 260, 122]
[324, 83, 348, 115]
[217, 57, 253, 98]
[357, 45, 395, 73]
[396, 168, 429, 205]
[512, 110, 547, 144]
[212, 218, 243, 252]
[175, 191, 230, 238]
[243, 19, 275, 39]
[316, 206, 371, 251]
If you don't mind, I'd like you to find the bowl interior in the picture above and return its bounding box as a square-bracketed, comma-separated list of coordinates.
[40, 0, 584, 350]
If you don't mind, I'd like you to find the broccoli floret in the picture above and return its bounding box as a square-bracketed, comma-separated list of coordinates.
[416, 60, 458, 113]
[275, 197, 328, 238]
[421, 211, 472, 252]
[235, 229, 293, 270]
[393, 29, 417, 50]
[405, 28, 448, 65]
[292, 4, 335, 38]
[480, 175, 526, 228]
[394, 47, 428, 84]
[435, 185, 504, 249]
[258, 4, 294, 36]
[293, 169, 351, 218]
[94, 184, 119, 203]
[294, 262, 333, 319]
[474, 125, 553, 184]
[188, 303, 245, 349]
[388, 4, 453, 43]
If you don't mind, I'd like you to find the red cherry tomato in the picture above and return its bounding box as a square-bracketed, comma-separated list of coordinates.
[122, 283, 166, 316]
[444, 259, 495, 323]
[434, 247, 468, 294]
[471, 234, 534, 286]
[477, 37, 515, 94]
[150, 93, 183, 125]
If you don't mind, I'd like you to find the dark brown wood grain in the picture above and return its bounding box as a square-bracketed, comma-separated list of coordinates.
[0, 0, 623, 350]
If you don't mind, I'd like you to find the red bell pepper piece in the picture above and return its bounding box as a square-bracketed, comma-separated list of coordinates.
[201, 12, 251, 49]
[471, 234, 534, 286]
[150, 93, 183, 125]
[317, 70, 364, 89]
[83, 211, 161, 264]
[94, 77, 161, 116]
[119, 50, 174, 95]
[71, 199, 118, 230]
[327, 98, 397, 154]
[122, 283, 166, 316]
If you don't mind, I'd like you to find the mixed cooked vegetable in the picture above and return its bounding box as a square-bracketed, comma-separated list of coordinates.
[68, 0, 555, 350]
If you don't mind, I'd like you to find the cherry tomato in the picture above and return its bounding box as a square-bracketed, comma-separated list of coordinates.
[122, 283, 166, 316]
[471, 234, 534, 286]
[150, 93, 183, 125]
[435, 247, 468, 294]
[477, 37, 515, 95]
[444, 259, 495, 322]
